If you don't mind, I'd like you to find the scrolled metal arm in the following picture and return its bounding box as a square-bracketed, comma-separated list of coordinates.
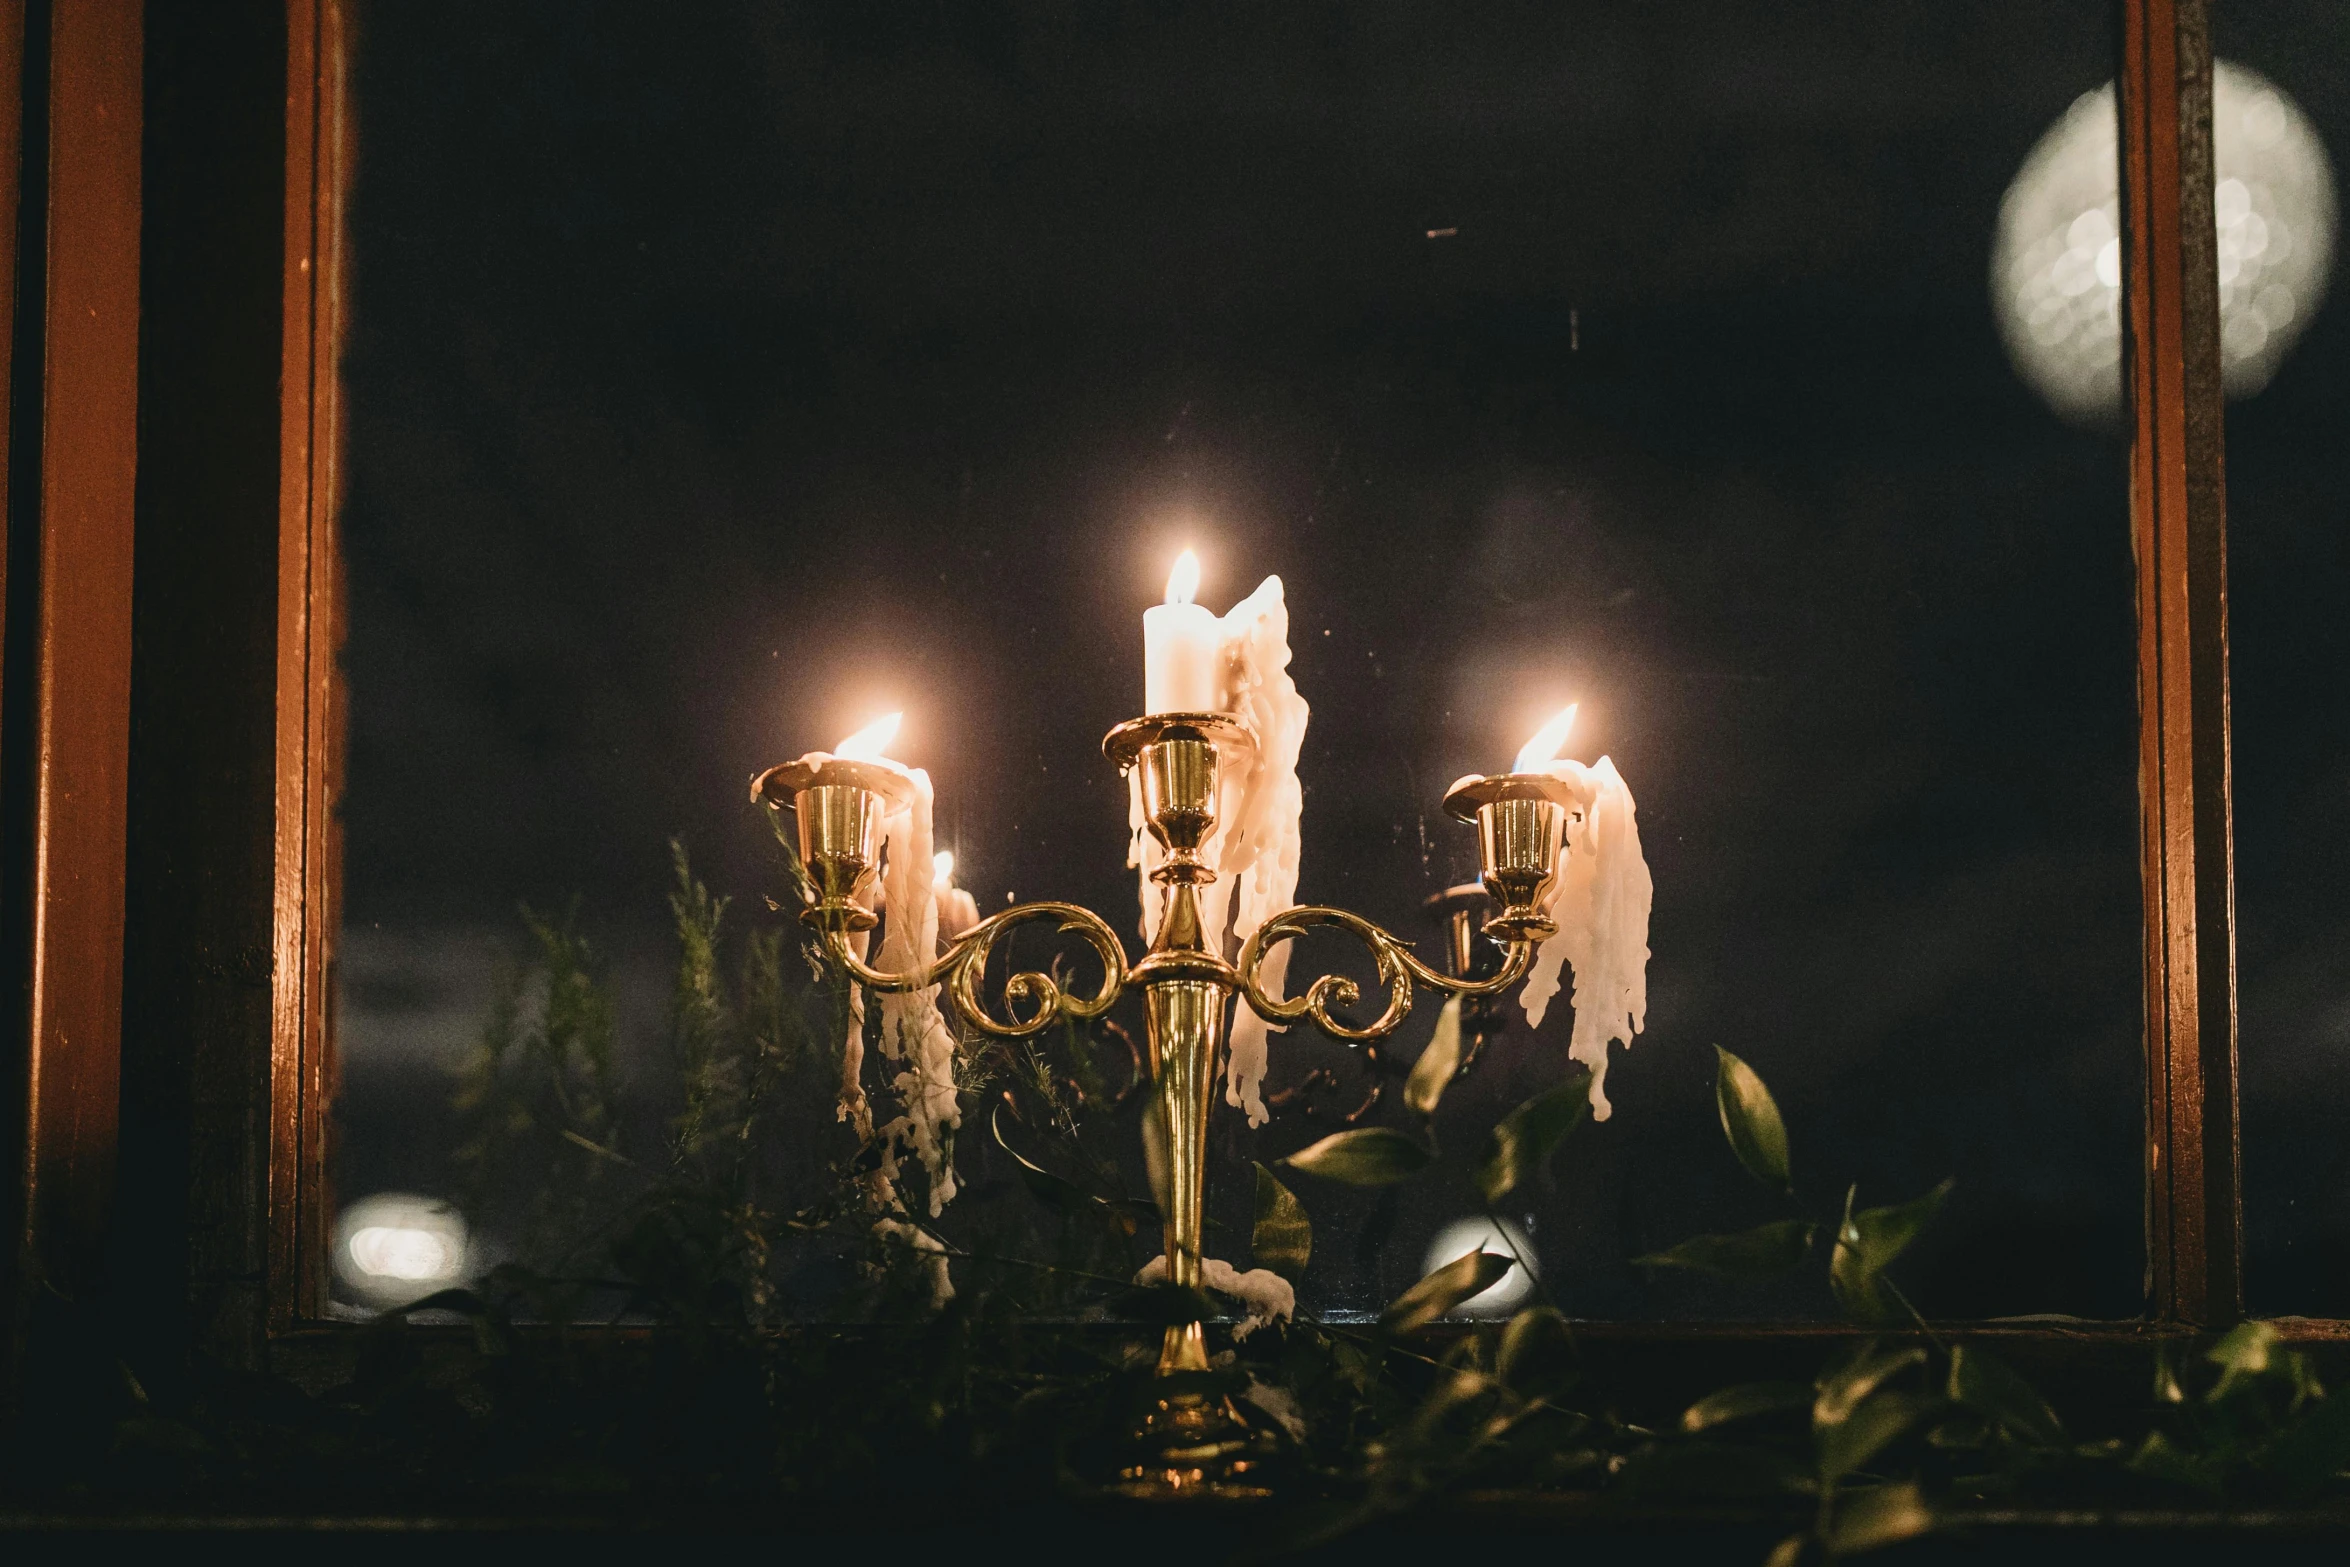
[819, 900, 1128, 1039]
[1235, 905, 1535, 1043]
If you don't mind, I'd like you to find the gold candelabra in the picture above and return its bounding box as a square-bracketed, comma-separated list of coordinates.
[754, 712, 1582, 1490]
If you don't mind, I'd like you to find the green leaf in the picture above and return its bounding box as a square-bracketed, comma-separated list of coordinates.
[1829, 1179, 1951, 1323]
[1382, 1250, 1514, 1334]
[1251, 1163, 1312, 1282]
[1633, 1219, 1817, 1276]
[1473, 1077, 1590, 1206]
[2152, 1344, 2186, 1404]
[1823, 1480, 1934, 1555]
[2207, 1318, 2280, 1374]
[989, 1099, 1052, 1176]
[1714, 1046, 1792, 1193]
[1814, 1341, 1928, 1427]
[990, 1102, 1095, 1214]
[1947, 1344, 2064, 1447]
[1330, 1336, 1381, 1396]
[2205, 1319, 2285, 1400]
[1403, 996, 1464, 1115]
[1015, 1163, 1095, 1214]
[1681, 1381, 1813, 1433]
[1404, 1367, 1498, 1441]
[1496, 1305, 1577, 1397]
[1817, 1389, 1938, 1481]
[1282, 1126, 1432, 1186]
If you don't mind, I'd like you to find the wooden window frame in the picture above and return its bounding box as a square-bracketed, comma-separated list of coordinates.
[268, 0, 347, 1338]
[2123, 0, 2243, 1335]
[5, 0, 145, 1324]
[0, 0, 2287, 1353]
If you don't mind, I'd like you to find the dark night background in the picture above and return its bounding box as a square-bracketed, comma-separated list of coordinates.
[2219, 8, 2350, 1319]
[326, 1, 2345, 1321]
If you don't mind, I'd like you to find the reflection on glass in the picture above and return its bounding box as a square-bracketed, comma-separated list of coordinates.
[334, 2, 2139, 1324]
[332, 1192, 470, 1311]
[1424, 1217, 1539, 1317]
[1994, 60, 2337, 421]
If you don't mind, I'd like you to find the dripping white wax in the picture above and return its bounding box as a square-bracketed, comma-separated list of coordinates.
[1517, 756, 1653, 1120]
[874, 765, 965, 1215]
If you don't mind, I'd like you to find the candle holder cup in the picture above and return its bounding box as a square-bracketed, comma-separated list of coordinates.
[758, 730, 1579, 1497]
[752, 757, 917, 930]
[1442, 772, 1581, 942]
[1106, 712, 1252, 886]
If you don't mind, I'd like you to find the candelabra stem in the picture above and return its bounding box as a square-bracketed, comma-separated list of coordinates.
[1143, 976, 1226, 1377]
[1123, 965, 1271, 1494]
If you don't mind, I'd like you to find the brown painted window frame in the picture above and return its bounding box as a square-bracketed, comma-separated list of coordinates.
[0, 0, 2300, 1352]
[269, 0, 347, 1339]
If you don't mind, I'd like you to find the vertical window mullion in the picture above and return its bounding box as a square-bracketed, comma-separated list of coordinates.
[2120, 0, 2241, 1328]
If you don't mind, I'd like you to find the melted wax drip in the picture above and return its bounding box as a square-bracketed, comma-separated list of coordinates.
[1517, 756, 1653, 1119]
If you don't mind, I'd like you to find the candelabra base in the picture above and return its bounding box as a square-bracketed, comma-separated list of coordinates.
[1102, 1319, 1280, 1497]
[1112, 1391, 1278, 1499]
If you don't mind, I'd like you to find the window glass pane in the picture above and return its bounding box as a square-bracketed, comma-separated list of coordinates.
[2215, 8, 2350, 1318]
[333, 1, 2137, 1321]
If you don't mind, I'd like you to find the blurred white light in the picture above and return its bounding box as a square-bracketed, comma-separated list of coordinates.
[349, 1226, 453, 1280]
[1421, 1216, 1538, 1317]
[333, 1192, 469, 1306]
[1993, 61, 2337, 422]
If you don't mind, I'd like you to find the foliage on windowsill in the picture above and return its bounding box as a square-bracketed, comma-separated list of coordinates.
[7, 836, 2350, 1558]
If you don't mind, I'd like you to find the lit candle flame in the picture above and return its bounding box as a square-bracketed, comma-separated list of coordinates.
[932, 850, 955, 889]
[1165, 548, 1201, 606]
[1512, 704, 1579, 773]
[834, 711, 902, 761]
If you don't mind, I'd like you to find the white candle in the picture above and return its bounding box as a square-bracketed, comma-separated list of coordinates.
[1126, 559, 1312, 1128]
[827, 714, 903, 1149]
[818, 711, 966, 1229]
[872, 757, 963, 1219]
[1502, 704, 1653, 1123]
[1143, 549, 1222, 713]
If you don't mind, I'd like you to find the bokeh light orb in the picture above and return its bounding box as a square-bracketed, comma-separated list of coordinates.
[1994, 61, 2337, 423]
[332, 1191, 470, 1307]
[1421, 1216, 1538, 1318]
